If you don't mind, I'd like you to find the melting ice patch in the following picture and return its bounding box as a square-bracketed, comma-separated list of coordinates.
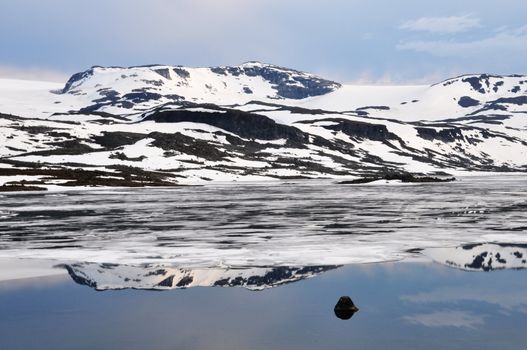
[0, 177, 525, 272]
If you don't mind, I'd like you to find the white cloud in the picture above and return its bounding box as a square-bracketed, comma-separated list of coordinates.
[403, 310, 486, 329]
[397, 25, 527, 57]
[401, 284, 527, 313]
[400, 15, 481, 34]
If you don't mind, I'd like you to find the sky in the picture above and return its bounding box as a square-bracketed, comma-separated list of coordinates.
[0, 0, 526, 83]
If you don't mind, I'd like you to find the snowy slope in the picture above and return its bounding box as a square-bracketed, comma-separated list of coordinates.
[0, 79, 67, 119]
[1, 67, 526, 123]
[0, 63, 526, 186]
[296, 74, 527, 121]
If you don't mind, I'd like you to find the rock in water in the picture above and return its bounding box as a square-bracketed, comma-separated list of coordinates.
[334, 296, 359, 320]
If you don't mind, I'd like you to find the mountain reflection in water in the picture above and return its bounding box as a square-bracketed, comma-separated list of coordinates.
[56, 241, 527, 292]
[59, 262, 341, 291]
[1, 262, 526, 350]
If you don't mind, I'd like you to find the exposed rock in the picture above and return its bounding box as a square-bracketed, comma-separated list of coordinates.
[462, 74, 491, 94]
[154, 68, 172, 80]
[143, 107, 309, 143]
[0, 184, 48, 192]
[91, 132, 146, 149]
[339, 173, 456, 184]
[210, 63, 341, 99]
[296, 118, 398, 142]
[62, 68, 95, 93]
[173, 67, 190, 79]
[334, 296, 359, 320]
[416, 127, 464, 143]
[458, 96, 480, 108]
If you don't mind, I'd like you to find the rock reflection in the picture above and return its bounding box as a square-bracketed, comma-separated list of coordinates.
[57, 263, 341, 291]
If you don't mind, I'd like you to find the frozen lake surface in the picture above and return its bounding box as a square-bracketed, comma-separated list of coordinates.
[0, 176, 526, 269]
[1, 176, 526, 349]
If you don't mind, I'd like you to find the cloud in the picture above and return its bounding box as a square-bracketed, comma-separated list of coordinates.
[397, 25, 527, 57]
[0, 65, 70, 82]
[401, 284, 527, 313]
[403, 310, 486, 329]
[400, 15, 481, 34]
[1, 1, 526, 82]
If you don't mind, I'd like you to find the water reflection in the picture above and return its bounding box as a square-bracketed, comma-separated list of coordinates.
[403, 310, 486, 329]
[53, 242, 527, 293]
[1, 262, 526, 350]
[425, 243, 527, 271]
[58, 262, 341, 291]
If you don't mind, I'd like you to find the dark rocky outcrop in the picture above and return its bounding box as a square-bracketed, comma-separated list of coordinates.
[157, 275, 175, 287]
[297, 118, 398, 142]
[0, 163, 180, 188]
[356, 105, 390, 111]
[462, 74, 492, 94]
[149, 131, 227, 161]
[91, 132, 146, 149]
[0, 184, 47, 192]
[339, 173, 456, 184]
[416, 127, 464, 143]
[62, 68, 95, 93]
[173, 67, 190, 79]
[143, 108, 309, 143]
[210, 63, 341, 99]
[491, 96, 527, 106]
[122, 91, 163, 104]
[458, 96, 480, 108]
[154, 68, 171, 80]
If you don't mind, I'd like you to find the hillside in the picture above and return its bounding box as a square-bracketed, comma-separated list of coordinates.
[0, 62, 526, 188]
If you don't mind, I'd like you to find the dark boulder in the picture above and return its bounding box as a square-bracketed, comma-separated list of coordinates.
[334, 296, 359, 320]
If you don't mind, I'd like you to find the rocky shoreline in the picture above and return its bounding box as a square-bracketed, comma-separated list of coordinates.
[338, 173, 456, 184]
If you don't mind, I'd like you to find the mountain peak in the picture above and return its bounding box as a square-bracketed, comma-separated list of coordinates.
[60, 62, 342, 111]
[433, 73, 527, 95]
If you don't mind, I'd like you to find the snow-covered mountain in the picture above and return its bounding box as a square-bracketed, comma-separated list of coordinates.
[1, 62, 526, 188]
[59, 262, 339, 291]
[60, 62, 341, 116]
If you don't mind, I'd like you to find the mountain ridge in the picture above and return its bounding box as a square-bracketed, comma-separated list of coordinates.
[0, 62, 526, 188]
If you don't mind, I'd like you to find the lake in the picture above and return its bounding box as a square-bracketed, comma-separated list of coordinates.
[0, 176, 526, 349]
[1, 262, 526, 350]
